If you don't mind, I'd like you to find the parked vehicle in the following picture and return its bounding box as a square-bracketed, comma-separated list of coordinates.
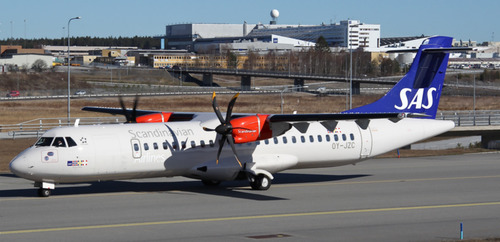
[6, 90, 20, 97]
[74, 90, 86, 95]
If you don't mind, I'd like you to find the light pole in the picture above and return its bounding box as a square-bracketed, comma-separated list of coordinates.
[473, 74, 476, 126]
[67, 16, 81, 124]
[349, 23, 358, 109]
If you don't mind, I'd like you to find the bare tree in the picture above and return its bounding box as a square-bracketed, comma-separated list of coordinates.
[31, 59, 48, 72]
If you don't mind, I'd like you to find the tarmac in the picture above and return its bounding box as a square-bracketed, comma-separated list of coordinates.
[1, 152, 500, 241]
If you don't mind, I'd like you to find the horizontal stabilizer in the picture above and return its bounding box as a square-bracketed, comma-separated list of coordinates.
[386, 47, 472, 53]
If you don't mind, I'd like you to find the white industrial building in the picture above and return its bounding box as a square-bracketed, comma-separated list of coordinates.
[0, 54, 54, 71]
[194, 34, 315, 54]
[247, 20, 381, 51]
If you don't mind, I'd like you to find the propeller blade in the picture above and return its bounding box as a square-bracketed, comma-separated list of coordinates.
[211, 92, 225, 124]
[226, 135, 243, 167]
[216, 135, 227, 165]
[132, 95, 139, 123]
[225, 93, 240, 122]
[202, 127, 216, 132]
[119, 96, 131, 123]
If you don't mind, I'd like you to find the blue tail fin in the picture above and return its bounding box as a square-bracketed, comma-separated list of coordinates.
[344, 36, 453, 119]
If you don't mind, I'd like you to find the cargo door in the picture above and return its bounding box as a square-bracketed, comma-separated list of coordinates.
[358, 126, 372, 158]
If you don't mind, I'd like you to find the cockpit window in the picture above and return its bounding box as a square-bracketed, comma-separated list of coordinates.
[35, 137, 54, 147]
[53, 137, 67, 147]
[66, 137, 77, 147]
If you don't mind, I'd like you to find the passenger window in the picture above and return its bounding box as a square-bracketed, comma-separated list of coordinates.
[134, 143, 139, 151]
[292, 136, 297, 143]
[209, 140, 214, 147]
[181, 141, 186, 149]
[264, 139, 269, 145]
[36, 137, 54, 147]
[273, 137, 278, 144]
[309, 135, 314, 143]
[342, 134, 347, 141]
[200, 140, 206, 148]
[153, 142, 159, 150]
[301, 136, 306, 143]
[325, 135, 331, 142]
[282, 137, 287, 144]
[334, 134, 339, 141]
[350, 133, 355, 141]
[162, 141, 169, 150]
[65, 137, 77, 147]
[53, 137, 66, 147]
[317, 135, 322, 142]
[172, 142, 178, 150]
[191, 141, 196, 148]
[144, 143, 149, 151]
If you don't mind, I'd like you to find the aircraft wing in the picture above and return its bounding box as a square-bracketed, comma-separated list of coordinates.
[81, 107, 195, 122]
[267, 112, 420, 122]
[264, 112, 426, 133]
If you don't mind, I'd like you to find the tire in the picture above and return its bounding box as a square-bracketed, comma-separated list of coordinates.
[38, 188, 51, 197]
[250, 174, 271, 190]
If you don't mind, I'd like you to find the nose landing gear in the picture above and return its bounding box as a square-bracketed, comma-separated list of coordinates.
[35, 182, 55, 197]
[38, 188, 51, 197]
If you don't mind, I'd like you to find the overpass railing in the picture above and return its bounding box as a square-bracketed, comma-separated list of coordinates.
[1, 117, 125, 139]
[2, 110, 499, 139]
[437, 110, 500, 126]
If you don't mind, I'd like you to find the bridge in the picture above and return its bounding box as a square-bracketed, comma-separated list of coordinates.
[167, 67, 400, 94]
[166, 68, 484, 94]
[436, 110, 500, 148]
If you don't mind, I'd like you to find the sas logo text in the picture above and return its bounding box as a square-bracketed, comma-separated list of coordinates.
[394, 88, 436, 110]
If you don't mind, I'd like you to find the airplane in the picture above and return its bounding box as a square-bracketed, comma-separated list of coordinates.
[10, 36, 462, 197]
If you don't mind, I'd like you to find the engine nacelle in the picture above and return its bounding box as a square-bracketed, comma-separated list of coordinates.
[230, 114, 272, 143]
[136, 112, 172, 123]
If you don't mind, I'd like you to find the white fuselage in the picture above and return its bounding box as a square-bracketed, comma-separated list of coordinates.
[9, 118, 454, 184]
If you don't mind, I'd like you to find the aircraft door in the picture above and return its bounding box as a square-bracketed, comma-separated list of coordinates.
[358, 126, 372, 158]
[131, 139, 142, 158]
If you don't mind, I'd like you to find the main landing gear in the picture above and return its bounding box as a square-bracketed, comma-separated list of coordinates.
[249, 174, 272, 190]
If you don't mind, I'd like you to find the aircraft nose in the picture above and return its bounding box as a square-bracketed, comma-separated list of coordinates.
[9, 151, 34, 178]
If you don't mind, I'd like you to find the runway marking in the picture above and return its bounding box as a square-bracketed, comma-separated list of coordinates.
[2, 201, 500, 235]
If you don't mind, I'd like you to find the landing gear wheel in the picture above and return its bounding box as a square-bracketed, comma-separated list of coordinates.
[201, 180, 221, 187]
[38, 188, 51, 197]
[250, 174, 271, 190]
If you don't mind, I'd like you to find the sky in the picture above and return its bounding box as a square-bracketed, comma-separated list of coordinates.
[0, 0, 499, 43]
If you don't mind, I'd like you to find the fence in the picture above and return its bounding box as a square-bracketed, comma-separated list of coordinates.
[2, 110, 500, 139]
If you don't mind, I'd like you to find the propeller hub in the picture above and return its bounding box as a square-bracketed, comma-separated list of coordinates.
[215, 123, 232, 135]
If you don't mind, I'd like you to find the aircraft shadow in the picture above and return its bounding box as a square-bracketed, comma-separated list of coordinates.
[0, 173, 370, 200]
[272, 173, 370, 185]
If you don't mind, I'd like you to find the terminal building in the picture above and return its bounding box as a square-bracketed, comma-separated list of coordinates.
[162, 16, 381, 52]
